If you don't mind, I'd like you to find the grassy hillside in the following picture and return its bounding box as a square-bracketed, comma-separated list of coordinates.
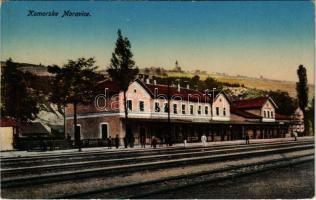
[167, 72, 314, 99]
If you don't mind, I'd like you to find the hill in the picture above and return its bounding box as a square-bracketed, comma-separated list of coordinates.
[165, 71, 314, 99]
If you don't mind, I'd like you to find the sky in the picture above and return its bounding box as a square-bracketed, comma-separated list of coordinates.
[1, 1, 315, 82]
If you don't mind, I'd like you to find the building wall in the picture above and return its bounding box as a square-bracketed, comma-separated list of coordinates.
[65, 95, 120, 115]
[261, 100, 275, 122]
[0, 127, 14, 151]
[294, 107, 304, 120]
[117, 81, 213, 122]
[66, 115, 124, 140]
[212, 93, 230, 121]
[119, 81, 152, 113]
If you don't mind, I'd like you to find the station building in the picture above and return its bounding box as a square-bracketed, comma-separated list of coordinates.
[65, 79, 304, 144]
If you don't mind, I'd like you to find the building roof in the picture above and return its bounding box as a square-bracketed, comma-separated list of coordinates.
[230, 107, 262, 119]
[96, 79, 231, 104]
[233, 96, 277, 109]
[142, 84, 210, 103]
[136, 79, 227, 103]
[275, 113, 292, 120]
[20, 122, 50, 135]
[96, 80, 120, 95]
[0, 118, 16, 127]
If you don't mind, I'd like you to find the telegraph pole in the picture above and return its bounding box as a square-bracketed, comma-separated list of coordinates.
[167, 78, 171, 146]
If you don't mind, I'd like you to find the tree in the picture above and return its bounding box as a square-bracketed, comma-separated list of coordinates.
[1, 59, 39, 147]
[48, 58, 101, 151]
[1, 59, 39, 122]
[268, 90, 296, 116]
[305, 97, 314, 135]
[107, 29, 139, 146]
[204, 77, 220, 91]
[296, 65, 309, 135]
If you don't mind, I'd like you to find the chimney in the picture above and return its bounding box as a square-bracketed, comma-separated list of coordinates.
[146, 78, 150, 84]
[186, 84, 190, 89]
[177, 84, 180, 92]
[154, 80, 157, 85]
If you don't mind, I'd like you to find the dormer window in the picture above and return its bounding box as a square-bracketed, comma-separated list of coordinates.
[155, 102, 160, 112]
[173, 104, 178, 114]
[264, 110, 266, 118]
[164, 103, 168, 113]
[182, 104, 186, 114]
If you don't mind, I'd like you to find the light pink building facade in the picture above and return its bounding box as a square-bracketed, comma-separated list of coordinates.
[65, 79, 304, 145]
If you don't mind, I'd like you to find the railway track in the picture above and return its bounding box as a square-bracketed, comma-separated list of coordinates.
[1, 139, 311, 168]
[60, 154, 313, 199]
[1, 141, 313, 188]
[1, 140, 313, 178]
[1, 138, 314, 199]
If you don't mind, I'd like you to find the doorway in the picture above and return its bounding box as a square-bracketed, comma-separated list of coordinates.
[100, 123, 108, 139]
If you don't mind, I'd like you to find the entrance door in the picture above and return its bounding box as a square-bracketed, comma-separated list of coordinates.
[101, 124, 108, 139]
[75, 125, 81, 140]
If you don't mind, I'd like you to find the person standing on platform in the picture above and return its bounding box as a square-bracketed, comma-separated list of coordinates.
[245, 134, 249, 144]
[293, 131, 298, 141]
[201, 134, 207, 147]
[124, 137, 128, 148]
[245, 134, 250, 144]
[108, 136, 112, 149]
[140, 134, 146, 148]
[115, 134, 120, 149]
[66, 133, 72, 148]
[152, 136, 157, 148]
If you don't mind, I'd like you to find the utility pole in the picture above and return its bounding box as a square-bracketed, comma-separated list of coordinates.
[167, 78, 171, 146]
[211, 88, 216, 118]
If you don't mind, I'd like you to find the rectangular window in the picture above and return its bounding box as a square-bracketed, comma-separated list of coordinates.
[155, 102, 160, 112]
[223, 107, 226, 116]
[267, 111, 270, 118]
[139, 101, 144, 112]
[127, 100, 132, 111]
[173, 104, 178, 114]
[205, 106, 209, 115]
[190, 105, 194, 115]
[271, 111, 274, 118]
[164, 103, 168, 113]
[198, 106, 201, 115]
[182, 104, 186, 114]
[216, 107, 219, 116]
[264, 110, 266, 118]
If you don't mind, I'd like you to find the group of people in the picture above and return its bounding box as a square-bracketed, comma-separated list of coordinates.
[198, 133, 250, 147]
[106, 135, 120, 149]
[65, 131, 300, 151]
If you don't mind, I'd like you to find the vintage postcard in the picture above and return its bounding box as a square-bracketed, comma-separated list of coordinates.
[0, 1, 314, 199]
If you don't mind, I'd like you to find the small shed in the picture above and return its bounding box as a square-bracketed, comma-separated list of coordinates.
[20, 122, 51, 138]
[0, 119, 16, 151]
